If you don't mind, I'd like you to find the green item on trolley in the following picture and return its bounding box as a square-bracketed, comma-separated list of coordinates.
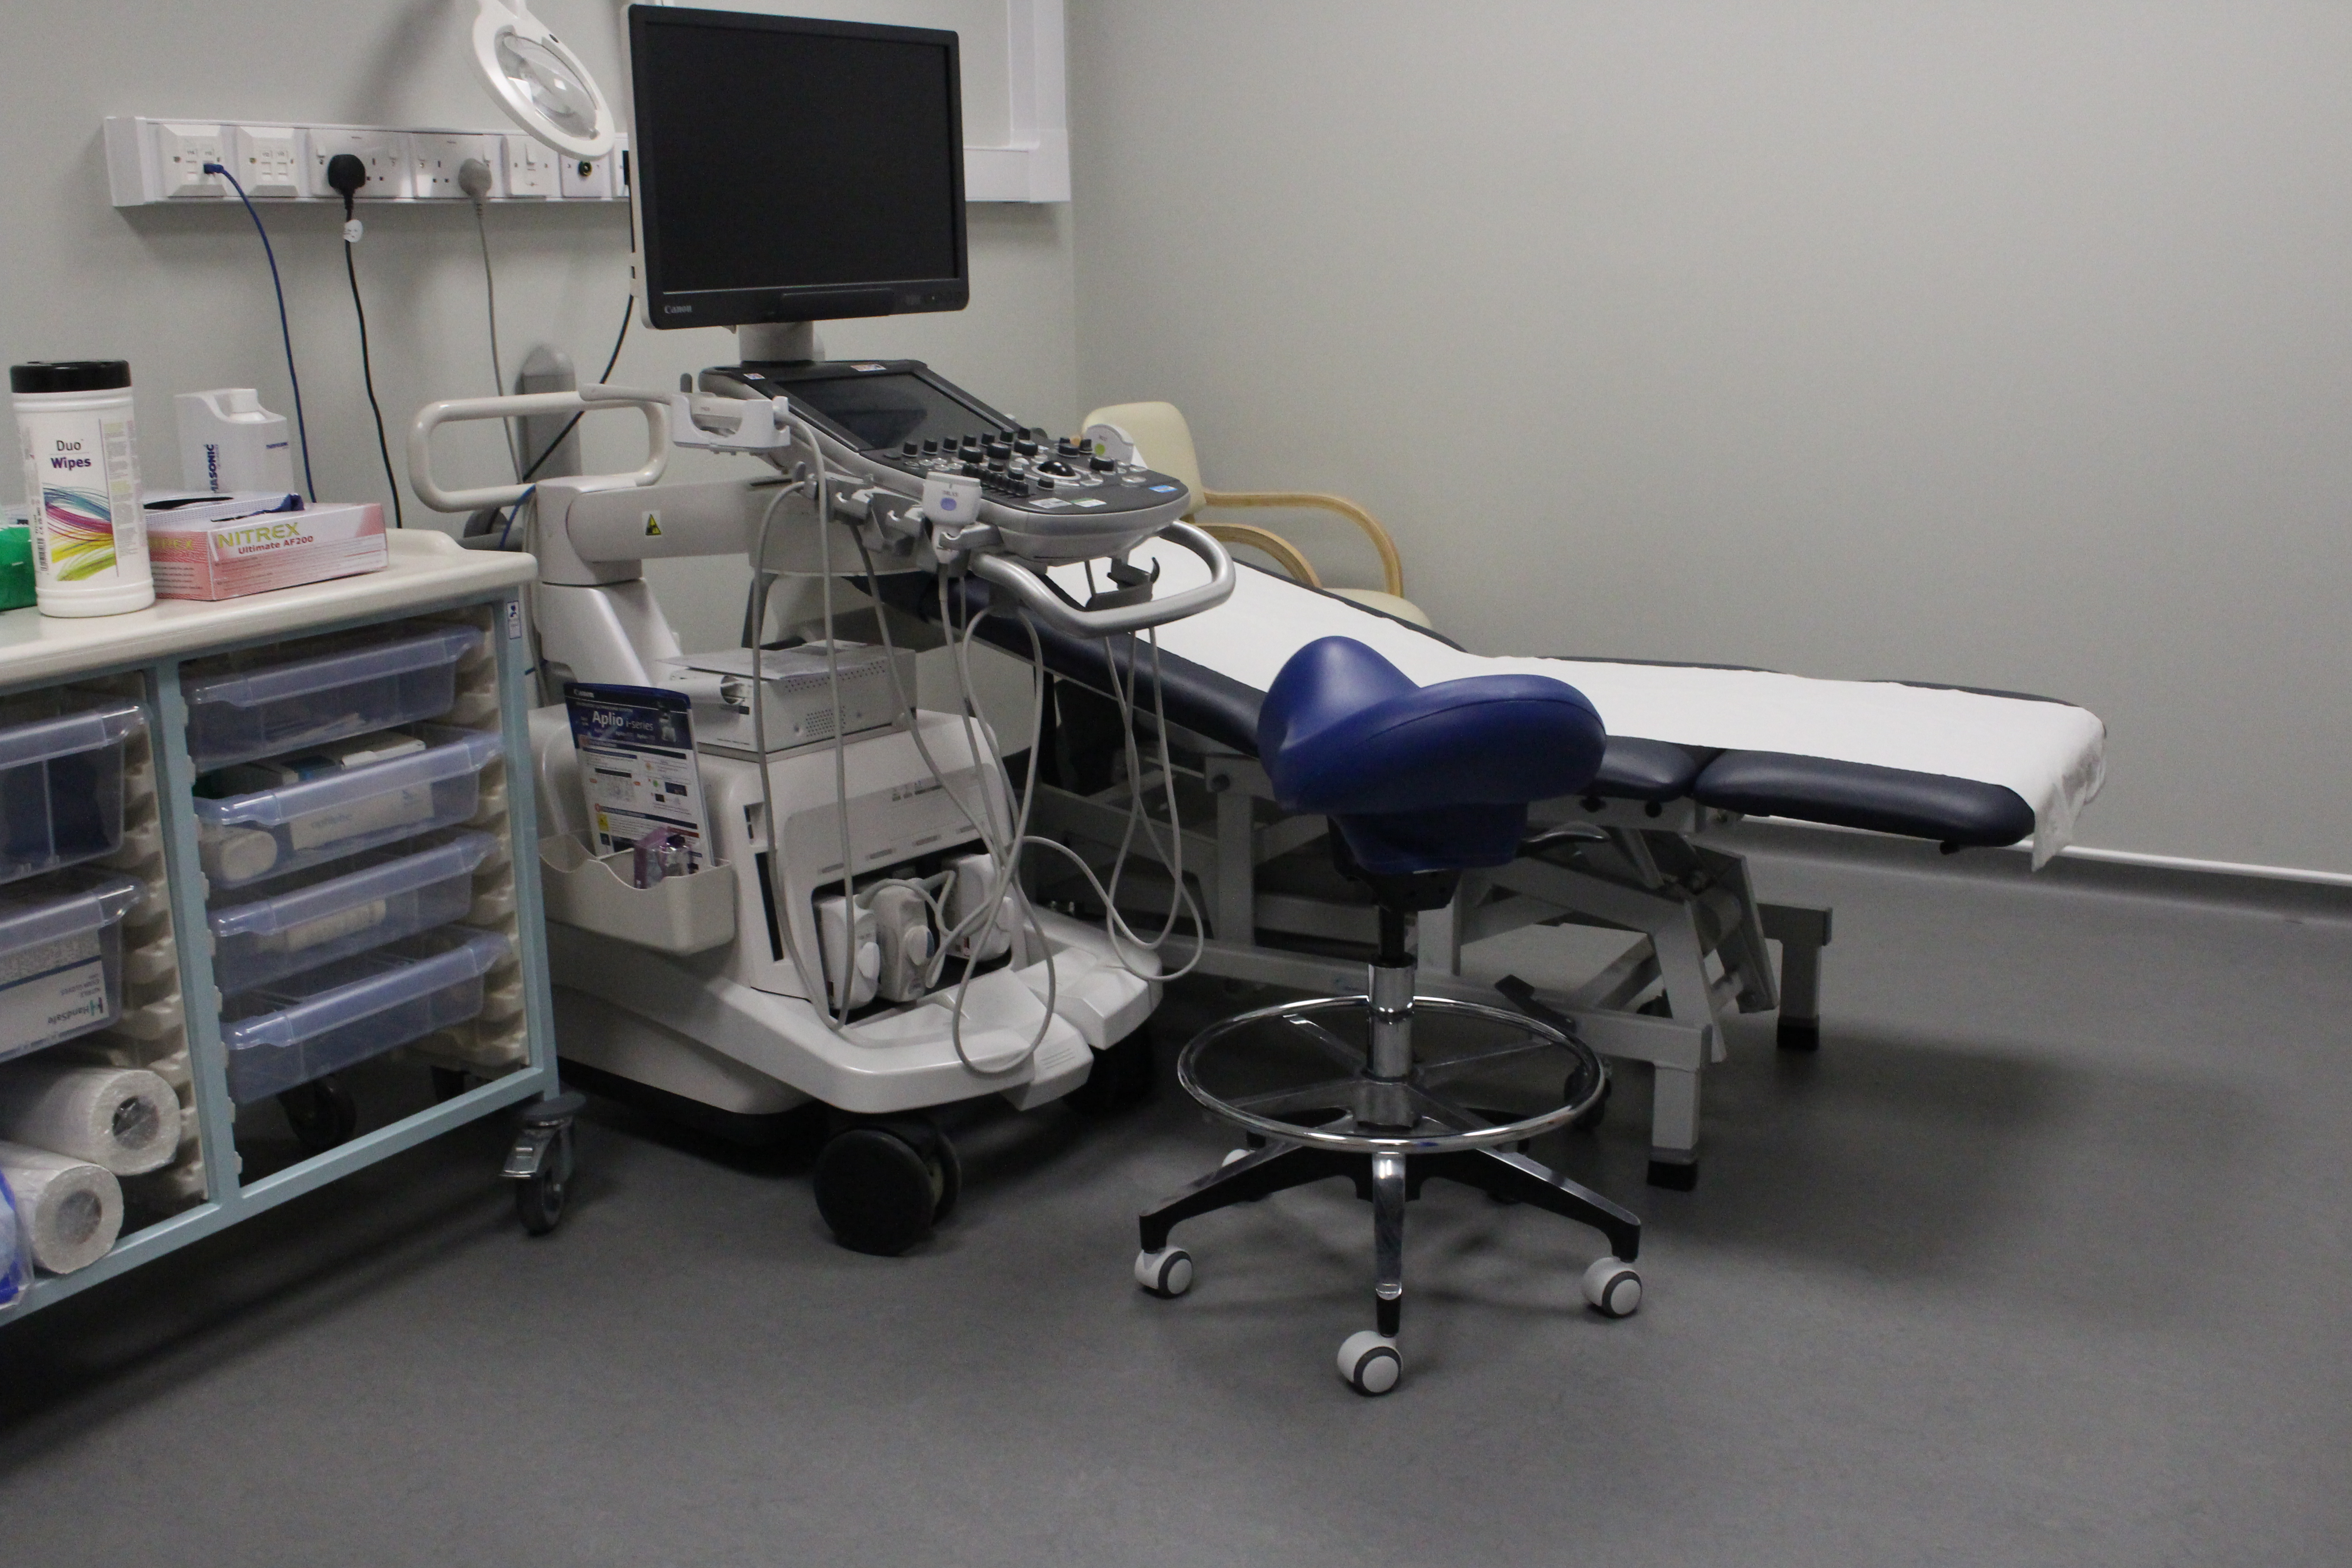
[0, 520, 35, 612]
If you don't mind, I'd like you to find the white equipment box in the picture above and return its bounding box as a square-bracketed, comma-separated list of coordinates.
[655, 643, 913, 759]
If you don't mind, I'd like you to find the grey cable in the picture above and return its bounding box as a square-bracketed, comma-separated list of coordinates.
[471, 200, 521, 474]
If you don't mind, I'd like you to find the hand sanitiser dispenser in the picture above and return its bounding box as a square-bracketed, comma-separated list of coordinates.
[175, 388, 295, 496]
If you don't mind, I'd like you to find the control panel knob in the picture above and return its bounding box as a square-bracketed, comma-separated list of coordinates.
[985, 441, 1012, 462]
[1090, 456, 1115, 473]
[1014, 438, 1039, 457]
[902, 442, 919, 456]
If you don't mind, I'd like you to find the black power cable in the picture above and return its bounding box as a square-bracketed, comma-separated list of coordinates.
[517, 298, 633, 485]
[201, 162, 316, 500]
[325, 156, 405, 529]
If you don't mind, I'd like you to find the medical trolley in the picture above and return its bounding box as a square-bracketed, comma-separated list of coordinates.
[0, 529, 572, 1323]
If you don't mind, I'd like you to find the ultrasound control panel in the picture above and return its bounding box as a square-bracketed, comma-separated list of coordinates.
[701, 359, 1191, 522]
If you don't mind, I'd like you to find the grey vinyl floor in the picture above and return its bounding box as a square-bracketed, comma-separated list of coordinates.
[3, 838, 2349, 1567]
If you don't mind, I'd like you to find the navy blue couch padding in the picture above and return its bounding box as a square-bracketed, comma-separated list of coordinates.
[873, 572, 2040, 848]
[1693, 752, 2036, 847]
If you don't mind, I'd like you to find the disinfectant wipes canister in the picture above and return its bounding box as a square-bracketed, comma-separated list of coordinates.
[12, 360, 156, 617]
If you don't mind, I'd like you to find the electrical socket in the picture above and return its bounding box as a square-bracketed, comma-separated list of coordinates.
[413, 132, 500, 199]
[308, 127, 407, 199]
[558, 148, 612, 200]
[104, 118, 631, 206]
[502, 134, 556, 198]
[156, 123, 227, 198]
[229, 126, 301, 198]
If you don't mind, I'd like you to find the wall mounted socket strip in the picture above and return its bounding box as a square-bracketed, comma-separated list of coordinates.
[104, 117, 627, 206]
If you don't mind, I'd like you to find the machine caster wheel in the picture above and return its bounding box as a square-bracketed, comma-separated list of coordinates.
[1582, 1257, 1642, 1318]
[1778, 1018, 1821, 1052]
[1337, 1330, 1402, 1395]
[515, 1126, 573, 1236]
[917, 1123, 962, 1222]
[1065, 1031, 1154, 1114]
[279, 1078, 358, 1154]
[1646, 1158, 1697, 1191]
[1135, 1246, 1193, 1298]
[815, 1123, 954, 1255]
[430, 1067, 471, 1103]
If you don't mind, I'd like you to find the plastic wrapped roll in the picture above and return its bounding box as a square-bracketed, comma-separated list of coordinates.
[0, 1142, 122, 1274]
[0, 1062, 182, 1175]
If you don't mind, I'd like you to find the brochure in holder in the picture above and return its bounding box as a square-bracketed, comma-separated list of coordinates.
[562, 684, 714, 872]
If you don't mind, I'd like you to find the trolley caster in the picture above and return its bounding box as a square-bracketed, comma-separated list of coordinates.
[1337, 1330, 1402, 1396]
[279, 1078, 358, 1154]
[1135, 1245, 1193, 1298]
[1582, 1256, 1642, 1318]
[1064, 1030, 1155, 1114]
[814, 1119, 958, 1256]
[506, 1092, 584, 1237]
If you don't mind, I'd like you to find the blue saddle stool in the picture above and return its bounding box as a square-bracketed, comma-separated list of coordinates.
[1136, 638, 1647, 1395]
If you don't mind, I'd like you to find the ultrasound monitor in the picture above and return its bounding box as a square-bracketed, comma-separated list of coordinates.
[627, 5, 969, 331]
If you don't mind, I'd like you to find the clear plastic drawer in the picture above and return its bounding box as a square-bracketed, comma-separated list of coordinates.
[209, 829, 498, 995]
[0, 867, 145, 1065]
[220, 927, 510, 1104]
[183, 626, 484, 771]
[193, 728, 504, 888]
[0, 702, 143, 887]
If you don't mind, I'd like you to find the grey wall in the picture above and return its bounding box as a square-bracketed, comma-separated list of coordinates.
[1067, 1, 2352, 873]
[3, 0, 1077, 654]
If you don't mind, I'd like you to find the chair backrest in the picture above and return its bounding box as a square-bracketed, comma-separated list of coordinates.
[1083, 401, 1206, 516]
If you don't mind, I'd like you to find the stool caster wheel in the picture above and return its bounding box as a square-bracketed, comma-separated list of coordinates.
[1136, 1246, 1193, 1298]
[1338, 1330, 1402, 1395]
[1219, 1146, 1272, 1202]
[1582, 1256, 1642, 1318]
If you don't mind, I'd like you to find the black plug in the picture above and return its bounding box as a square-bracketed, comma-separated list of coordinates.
[326, 153, 367, 217]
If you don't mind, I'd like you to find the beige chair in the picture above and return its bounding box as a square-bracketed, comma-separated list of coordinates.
[1081, 401, 1433, 628]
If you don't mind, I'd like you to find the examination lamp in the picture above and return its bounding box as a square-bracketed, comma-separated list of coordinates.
[470, 0, 617, 159]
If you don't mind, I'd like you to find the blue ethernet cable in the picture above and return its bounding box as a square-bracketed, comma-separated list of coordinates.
[202, 162, 317, 500]
[496, 485, 537, 551]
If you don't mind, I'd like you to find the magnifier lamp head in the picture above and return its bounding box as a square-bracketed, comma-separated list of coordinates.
[471, 0, 616, 160]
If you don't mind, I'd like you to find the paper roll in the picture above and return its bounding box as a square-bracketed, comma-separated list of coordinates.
[0, 1142, 123, 1274]
[0, 1063, 183, 1175]
[259, 899, 387, 955]
[201, 825, 284, 883]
